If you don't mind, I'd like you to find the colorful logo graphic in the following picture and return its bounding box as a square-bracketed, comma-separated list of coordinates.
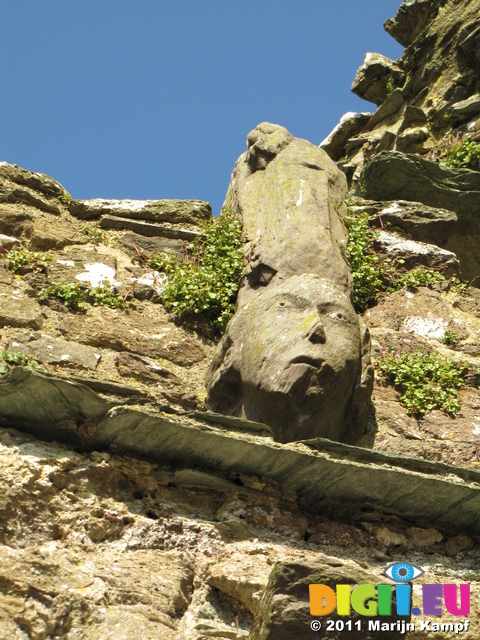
[309, 562, 470, 618]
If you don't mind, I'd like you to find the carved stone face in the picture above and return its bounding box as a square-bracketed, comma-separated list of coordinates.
[207, 274, 371, 443]
[207, 122, 373, 444]
[240, 275, 359, 391]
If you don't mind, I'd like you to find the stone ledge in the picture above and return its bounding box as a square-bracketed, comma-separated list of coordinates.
[358, 151, 480, 219]
[1, 367, 480, 535]
[69, 198, 212, 226]
[99, 214, 201, 240]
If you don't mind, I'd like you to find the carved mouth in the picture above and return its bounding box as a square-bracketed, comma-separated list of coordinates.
[285, 356, 325, 396]
[289, 355, 324, 369]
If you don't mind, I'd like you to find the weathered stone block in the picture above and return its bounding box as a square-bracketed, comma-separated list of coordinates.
[351, 53, 404, 106]
[70, 197, 212, 226]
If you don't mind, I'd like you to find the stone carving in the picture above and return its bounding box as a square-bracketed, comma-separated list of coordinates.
[206, 123, 374, 443]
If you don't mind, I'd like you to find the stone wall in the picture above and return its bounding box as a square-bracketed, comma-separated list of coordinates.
[1, 1, 480, 637]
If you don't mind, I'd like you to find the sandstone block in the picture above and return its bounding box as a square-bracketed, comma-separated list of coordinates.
[70, 197, 212, 226]
[351, 53, 404, 106]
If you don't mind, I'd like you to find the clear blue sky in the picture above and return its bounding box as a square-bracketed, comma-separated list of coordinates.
[0, 1, 404, 215]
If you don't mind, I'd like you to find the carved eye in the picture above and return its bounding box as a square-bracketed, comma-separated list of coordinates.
[271, 299, 292, 312]
[273, 297, 308, 311]
[383, 563, 424, 582]
[330, 311, 348, 322]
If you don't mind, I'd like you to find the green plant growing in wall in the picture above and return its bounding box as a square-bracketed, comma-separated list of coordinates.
[387, 267, 445, 292]
[449, 276, 469, 293]
[385, 75, 395, 98]
[146, 207, 245, 331]
[89, 284, 134, 309]
[430, 133, 480, 170]
[80, 222, 109, 247]
[344, 210, 386, 311]
[5, 248, 52, 274]
[378, 350, 467, 416]
[38, 282, 87, 309]
[58, 192, 72, 205]
[38, 281, 134, 310]
[442, 328, 460, 347]
[0, 350, 38, 373]
[345, 209, 448, 311]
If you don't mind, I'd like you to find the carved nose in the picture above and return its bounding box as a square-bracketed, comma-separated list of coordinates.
[307, 319, 326, 344]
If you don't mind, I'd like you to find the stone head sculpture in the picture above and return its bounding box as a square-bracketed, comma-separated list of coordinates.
[206, 123, 373, 443]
